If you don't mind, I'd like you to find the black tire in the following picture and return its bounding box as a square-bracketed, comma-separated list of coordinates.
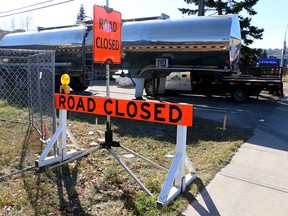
[55, 75, 61, 93]
[144, 78, 158, 97]
[231, 89, 248, 102]
[70, 77, 89, 91]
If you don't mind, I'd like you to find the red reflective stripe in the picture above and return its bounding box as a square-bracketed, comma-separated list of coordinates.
[273, 83, 282, 87]
[121, 45, 227, 50]
[212, 81, 224, 85]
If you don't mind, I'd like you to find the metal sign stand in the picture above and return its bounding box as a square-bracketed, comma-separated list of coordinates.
[99, 130, 155, 196]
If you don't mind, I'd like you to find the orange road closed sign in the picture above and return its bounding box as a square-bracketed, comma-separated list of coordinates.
[93, 5, 122, 64]
[55, 94, 193, 126]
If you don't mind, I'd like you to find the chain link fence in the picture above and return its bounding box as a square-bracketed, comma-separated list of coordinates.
[0, 49, 55, 139]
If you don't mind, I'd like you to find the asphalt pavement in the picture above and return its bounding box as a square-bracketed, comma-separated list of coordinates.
[88, 80, 278, 129]
[181, 96, 288, 216]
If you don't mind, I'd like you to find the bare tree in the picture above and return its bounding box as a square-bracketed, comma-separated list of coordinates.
[1, 14, 33, 32]
[9, 18, 17, 31]
[21, 14, 33, 31]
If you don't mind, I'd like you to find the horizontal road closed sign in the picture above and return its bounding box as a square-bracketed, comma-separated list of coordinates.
[55, 94, 193, 126]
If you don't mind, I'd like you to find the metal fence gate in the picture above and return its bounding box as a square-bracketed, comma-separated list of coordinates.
[0, 49, 55, 139]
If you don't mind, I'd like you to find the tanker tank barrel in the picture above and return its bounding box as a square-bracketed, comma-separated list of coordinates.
[0, 14, 242, 94]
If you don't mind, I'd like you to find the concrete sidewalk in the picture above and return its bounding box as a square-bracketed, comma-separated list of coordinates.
[182, 97, 288, 216]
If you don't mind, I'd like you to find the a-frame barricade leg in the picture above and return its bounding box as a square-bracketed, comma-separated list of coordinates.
[157, 125, 197, 206]
[35, 110, 84, 167]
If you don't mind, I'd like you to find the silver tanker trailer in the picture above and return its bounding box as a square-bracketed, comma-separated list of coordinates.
[0, 14, 283, 101]
[0, 25, 94, 91]
[120, 14, 241, 97]
[0, 14, 241, 96]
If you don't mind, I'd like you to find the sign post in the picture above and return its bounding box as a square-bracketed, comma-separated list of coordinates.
[93, 3, 122, 142]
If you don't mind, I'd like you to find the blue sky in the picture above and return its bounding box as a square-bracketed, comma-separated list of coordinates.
[0, 0, 287, 49]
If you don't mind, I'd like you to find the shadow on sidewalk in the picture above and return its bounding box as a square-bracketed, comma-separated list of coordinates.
[248, 97, 288, 152]
[180, 178, 220, 216]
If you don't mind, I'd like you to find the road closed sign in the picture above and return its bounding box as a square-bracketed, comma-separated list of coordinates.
[55, 94, 193, 126]
[93, 5, 122, 64]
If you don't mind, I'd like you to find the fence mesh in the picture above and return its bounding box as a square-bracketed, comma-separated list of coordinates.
[0, 49, 55, 138]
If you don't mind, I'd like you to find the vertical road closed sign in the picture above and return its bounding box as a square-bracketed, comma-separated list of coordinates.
[93, 5, 122, 64]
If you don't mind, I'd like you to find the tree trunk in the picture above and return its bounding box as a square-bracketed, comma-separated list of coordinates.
[217, 0, 223, 15]
[198, 0, 205, 16]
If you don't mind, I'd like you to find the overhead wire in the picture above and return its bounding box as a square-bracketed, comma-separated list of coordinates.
[0, 0, 55, 14]
[0, 0, 74, 18]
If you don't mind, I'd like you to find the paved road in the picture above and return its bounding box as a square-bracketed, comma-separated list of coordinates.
[87, 80, 278, 129]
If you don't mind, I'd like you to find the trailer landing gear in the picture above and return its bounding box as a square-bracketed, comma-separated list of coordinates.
[144, 78, 159, 97]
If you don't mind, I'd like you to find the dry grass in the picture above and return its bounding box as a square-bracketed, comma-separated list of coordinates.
[0, 103, 252, 215]
[282, 75, 288, 83]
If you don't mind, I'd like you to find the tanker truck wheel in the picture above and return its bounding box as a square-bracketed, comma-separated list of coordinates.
[231, 88, 248, 102]
[55, 75, 61, 93]
[144, 78, 158, 97]
[70, 77, 89, 91]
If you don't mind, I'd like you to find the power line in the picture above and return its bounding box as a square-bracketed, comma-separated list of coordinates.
[0, 0, 74, 18]
[0, 0, 55, 14]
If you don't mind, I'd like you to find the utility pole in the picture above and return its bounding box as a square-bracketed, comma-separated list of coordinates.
[198, 0, 205, 16]
[280, 25, 287, 76]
